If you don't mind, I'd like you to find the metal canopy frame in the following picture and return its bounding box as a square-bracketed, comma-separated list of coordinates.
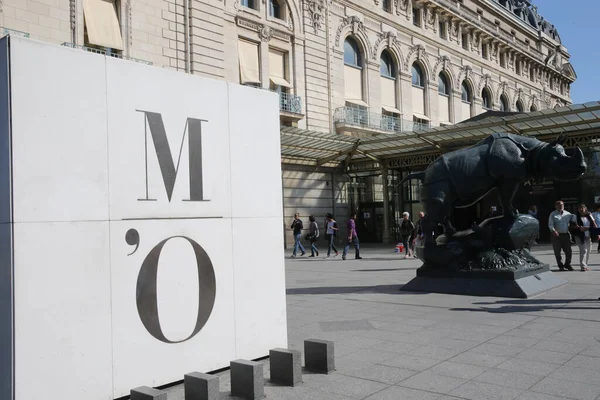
[281, 101, 600, 171]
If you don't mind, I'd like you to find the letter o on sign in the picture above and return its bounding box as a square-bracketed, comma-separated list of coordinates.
[136, 236, 216, 343]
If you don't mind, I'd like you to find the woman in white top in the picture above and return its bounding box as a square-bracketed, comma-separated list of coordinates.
[571, 203, 598, 271]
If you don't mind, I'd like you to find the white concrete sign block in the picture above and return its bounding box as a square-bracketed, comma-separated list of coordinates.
[0, 36, 287, 400]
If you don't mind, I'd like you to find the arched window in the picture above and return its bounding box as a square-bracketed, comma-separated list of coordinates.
[438, 73, 450, 95]
[380, 51, 395, 77]
[516, 100, 524, 112]
[461, 82, 472, 103]
[241, 0, 256, 10]
[344, 37, 361, 67]
[460, 81, 472, 121]
[438, 72, 451, 123]
[343, 37, 364, 105]
[268, 0, 282, 19]
[412, 63, 424, 88]
[530, 104, 538, 112]
[482, 88, 492, 110]
[499, 94, 509, 112]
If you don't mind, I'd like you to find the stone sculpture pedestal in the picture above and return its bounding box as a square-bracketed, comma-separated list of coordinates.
[401, 215, 568, 298]
[402, 263, 567, 298]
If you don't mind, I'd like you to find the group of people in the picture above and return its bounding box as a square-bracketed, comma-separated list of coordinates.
[548, 200, 600, 271]
[290, 213, 361, 260]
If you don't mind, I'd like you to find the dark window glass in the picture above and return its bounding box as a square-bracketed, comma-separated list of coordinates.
[380, 51, 395, 77]
[461, 82, 471, 102]
[438, 73, 450, 95]
[412, 63, 424, 87]
[344, 38, 361, 67]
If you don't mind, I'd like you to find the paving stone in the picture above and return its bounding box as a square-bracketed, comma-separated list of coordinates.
[406, 345, 463, 361]
[364, 386, 442, 400]
[530, 377, 600, 400]
[319, 319, 375, 332]
[379, 354, 440, 371]
[429, 361, 488, 379]
[434, 338, 480, 351]
[398, 370, 467, 394]
[496, 358, 561, 376]
[316, 374, 387, 399]
[488, 335, 540, 348]
[367, 340, 423, 354]
[337, 363, 418, 384]
[515, 348, 575, 365]
[531, 340, 587, 354]
[548, 365, 600, 385]
[450, 381, 524, 400]
[579, 345, 600, 358]
[471, 343, 526, 357]
[564, 354, 600, 369]
[449, 351, 508, 367]
[473, 368, 544, 390]
[515, 391, 572, 400]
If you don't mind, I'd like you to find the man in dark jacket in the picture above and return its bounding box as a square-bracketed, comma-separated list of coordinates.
[291, 213, 306, 257]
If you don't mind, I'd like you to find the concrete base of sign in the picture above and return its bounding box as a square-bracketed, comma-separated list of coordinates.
[401, 264, 568, 298]
[304, 339, 335, 374]
[269, 348, 302, 386]
[230, 360, 265, 399]
[184, 372, 219, 400]
[130, 386, 168, 400]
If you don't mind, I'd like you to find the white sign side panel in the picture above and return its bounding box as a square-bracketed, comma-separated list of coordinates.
[13, 222, 112, 400]
[105, 58, 232, 221]
[110, 219, 236, 398]
[9, 37, 109, 223]
[0, 36, 14, 400]
[227, 84, 283, 218]
[232, 217, 287, 359]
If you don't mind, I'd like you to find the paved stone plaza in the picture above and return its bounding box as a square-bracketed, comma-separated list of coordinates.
[167, 245, 600, 400]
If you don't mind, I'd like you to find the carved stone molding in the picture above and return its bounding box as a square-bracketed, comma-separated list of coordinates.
[236, 17, 291, 42]
[335, 16, 372, 55]
[127, 0, 133, 47]
[306, 0, 325, 34]
[456, 65, 472, 87]
[0, 0, 4, 13]
[259, 25, 273, 41]
[372, 31, 397, 60]
[478, 73, 492, 94]
[394, 0, 412, 21]
[433, 55, 451, 76]
[403, 44, 425, 71]
[69, 0, 76, 31]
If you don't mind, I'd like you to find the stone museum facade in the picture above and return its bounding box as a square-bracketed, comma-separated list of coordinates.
[0, 0, 576, 245]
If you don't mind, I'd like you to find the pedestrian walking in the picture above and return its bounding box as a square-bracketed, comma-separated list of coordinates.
[570, 203, 598, 271]
[325, 213, 339, 258]
[548, 200, 575, 271]
[307, 215, 319, 257]
[342, 213, 362, 260]
[400, 212, 416, 258]
[592, 204, 600, 253]
[291, 213, 306, 258]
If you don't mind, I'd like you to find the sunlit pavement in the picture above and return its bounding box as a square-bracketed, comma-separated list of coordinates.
[167, 244, 600, 399]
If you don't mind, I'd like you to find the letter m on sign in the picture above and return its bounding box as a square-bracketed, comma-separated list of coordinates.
[137, 110, 208, 202]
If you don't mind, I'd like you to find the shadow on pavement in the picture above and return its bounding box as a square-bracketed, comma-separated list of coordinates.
[286, 284, 426, 295]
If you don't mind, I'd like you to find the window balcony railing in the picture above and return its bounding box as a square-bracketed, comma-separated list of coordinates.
[334, 107, 430, 134]
[278, 91, 302, 114]
[61, 43, 153, 65]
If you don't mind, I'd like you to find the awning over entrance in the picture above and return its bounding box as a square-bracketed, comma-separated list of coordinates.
[281, 101, 600, 171]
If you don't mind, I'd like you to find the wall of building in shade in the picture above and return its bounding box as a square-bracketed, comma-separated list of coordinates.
[0, 0, 576, 246]
[0, 36, 287, 400]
